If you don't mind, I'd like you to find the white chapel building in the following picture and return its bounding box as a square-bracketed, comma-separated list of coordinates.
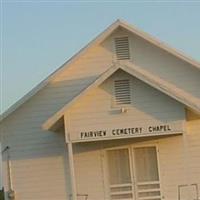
[0, 19, 200, 200]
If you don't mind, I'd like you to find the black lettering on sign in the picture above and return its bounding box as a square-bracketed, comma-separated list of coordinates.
[80, 124, 173, 140]
[148, 124, 172, 133]
[112, 127, 143, 136]
[80, 130, 107, 139]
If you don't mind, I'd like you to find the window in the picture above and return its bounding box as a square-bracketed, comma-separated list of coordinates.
[114, 79, 132, 106]
[114, 37, 130, 60]
[134, 147, 161, 200]
[134, 147, 159, 182]
[106, 146, 162, 200]
[107, 148, 133, 200]
[107, 149, 131, 185]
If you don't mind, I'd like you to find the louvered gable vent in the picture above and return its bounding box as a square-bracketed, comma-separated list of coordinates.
[114, 79, 131, 105]
[115, 37, 130, 60]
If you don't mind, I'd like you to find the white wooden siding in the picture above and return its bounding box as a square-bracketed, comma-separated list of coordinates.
[52, 45, 113, 82]
[0, 25, 199, 200]
[108, 28, 200, 99]
[73, 120, 200, 200]
[0, 42, 114, 199]
[73, 143, 105, 200]
[67, 69, 185, 142]
[185, 111, 200, 187]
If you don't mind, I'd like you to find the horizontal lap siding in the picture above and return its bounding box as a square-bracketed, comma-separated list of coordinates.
[0, 44, 113, 200]
[68, 70, 185, 139]
[158, 136, 186, 200]
[75, 136, 200, 200]
[53, 45, 113, 82]
[67, 69, 187, 200]
[72, 136, 188, 200]
[153, 113, 200, 200]
[0, 25, 199, 200]
[132, 34, 200, 99]
[1, 109, 69, 200]
[107, 28, 200, 99]
[186, 112, 200, 186]
[74, 144, 105, 200]
[73, 133, 199, 200]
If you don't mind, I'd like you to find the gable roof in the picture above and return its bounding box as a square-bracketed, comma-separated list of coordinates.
[43, 61, 200, 131]
[1, 19, 200, 122]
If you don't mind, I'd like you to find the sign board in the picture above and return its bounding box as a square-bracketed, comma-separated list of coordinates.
[69, 121, 184, 143]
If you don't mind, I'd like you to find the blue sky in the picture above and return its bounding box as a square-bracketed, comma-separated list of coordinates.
[1, 1, 200, 114]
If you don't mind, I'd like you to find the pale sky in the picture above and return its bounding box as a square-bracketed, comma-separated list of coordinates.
[1, 1, 200, 114]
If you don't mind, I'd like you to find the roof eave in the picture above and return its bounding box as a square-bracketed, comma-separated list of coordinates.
[42, 64, 120, 130]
